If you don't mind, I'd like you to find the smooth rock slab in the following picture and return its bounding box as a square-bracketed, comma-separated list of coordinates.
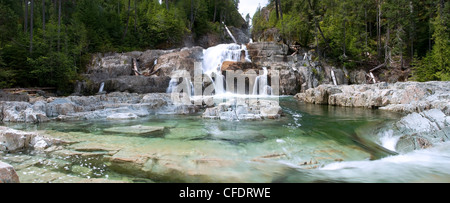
[103, 125, 166, 137]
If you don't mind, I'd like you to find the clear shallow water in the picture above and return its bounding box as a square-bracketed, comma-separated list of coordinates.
[1, 97, 449, 183]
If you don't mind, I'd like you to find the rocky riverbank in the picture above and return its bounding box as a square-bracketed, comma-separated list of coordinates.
[0, 92, 199, 123]
[295, 81, 450, 153]
[295, 81, 450, 115]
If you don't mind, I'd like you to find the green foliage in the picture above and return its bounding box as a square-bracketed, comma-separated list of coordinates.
[413, 5, 450, 81]
[0, 0, 245, 92]
[28, 52, 77, 93]
[251, 0, 449, 82]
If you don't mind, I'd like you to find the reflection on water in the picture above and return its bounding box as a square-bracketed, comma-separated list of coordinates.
[1, 97, 449, 183]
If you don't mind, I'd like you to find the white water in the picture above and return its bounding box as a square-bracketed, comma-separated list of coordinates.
[316, 142, 450, 182]
[379, 129, 400, 151]
[167, 43, 275, 99]
[202, 43, 252, 96]
[98, 82, 105, 93]
[253, 67, 273, 96]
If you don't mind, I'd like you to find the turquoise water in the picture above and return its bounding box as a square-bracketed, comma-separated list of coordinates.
[2, 97, 449, 183]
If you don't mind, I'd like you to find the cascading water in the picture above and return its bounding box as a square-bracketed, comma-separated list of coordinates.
[98, 82, 105, 94]
[253, 67, 273, 96]
[202, 43, 251, 95]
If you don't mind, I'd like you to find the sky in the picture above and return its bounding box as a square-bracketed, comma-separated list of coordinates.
[239, 0, 269, 19]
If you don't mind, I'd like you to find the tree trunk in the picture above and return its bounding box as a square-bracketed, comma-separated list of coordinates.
[58, 0, 61, 52]
[190, 0, 195, 31]
[134, 0, 137, 33]
[365, 6, 368, 49]
[409, 1, 414, 58]
[377, 0, 381, 58]
[30, 0, 34, 53]
[275, 0, 279, 19]
[307, 0, 331, 51]
[165, 0, 169, 11]
[122, 0, 131, 40]
[42, 0, 45, 31]
[24, 0, 28, 33]
[213, 0, 217, 22]
[278, 0, 283, 20]
[343, 19, 346, 57]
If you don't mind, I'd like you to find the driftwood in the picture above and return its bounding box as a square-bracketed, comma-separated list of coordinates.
[370, 62, 386, 72]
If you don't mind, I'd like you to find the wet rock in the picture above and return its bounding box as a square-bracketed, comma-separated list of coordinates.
[106, 113, 139, 120]
[104, 125, 166, 137]
[394, 109, 450, 153]
[0, 161, 20, 183]
[202, 99, 282, 120]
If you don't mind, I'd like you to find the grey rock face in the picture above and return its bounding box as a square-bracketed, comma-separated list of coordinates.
[393, 109, 450, 153]
[295, 81, 450, 115]
[76, 47, 203, 95]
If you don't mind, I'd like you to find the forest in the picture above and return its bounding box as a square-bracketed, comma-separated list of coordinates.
[0, 0, 448, 94]
[253, 0, 449, 82]
[0, 0, 244, 93]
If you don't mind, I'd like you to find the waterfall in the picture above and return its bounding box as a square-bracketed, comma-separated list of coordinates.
[166, 77, 194, 96]
[98, 82, 105, 94]
[222, 22, 238, 44]
[166, 78, 178, 94]
[253, 67, 273, 96]
[202, 43, 250, 95]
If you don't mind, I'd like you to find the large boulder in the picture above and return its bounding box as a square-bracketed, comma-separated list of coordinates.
[0, 161, 20, 183]
[0, 126, 64, 153]
[394, 109, 450, 153]
[154, 46, 204, 79]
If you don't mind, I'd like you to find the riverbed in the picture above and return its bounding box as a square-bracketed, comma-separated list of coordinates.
[4, 97, 448, 183]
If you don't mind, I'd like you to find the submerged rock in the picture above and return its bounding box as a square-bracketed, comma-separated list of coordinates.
[0, 161, 20, 183]
[104, 125, 166, 137]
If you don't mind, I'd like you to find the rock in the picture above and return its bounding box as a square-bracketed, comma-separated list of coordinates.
[0, 91, 30, 102]
[0, 161, 20, 183]
[103, 125, 166, 136]
[221, 61, 257, 72]
[396, 112, 439, 134]
[296, 81, 450, 114]
[87, 53, 134, 78]
[0, 126, 65, 152]
[348, 70, 368, 84]
[247, 42, 289, 66]
[393, 109, 450, 153]
[154, 46, 204, 79]
[202, 98, 282, 121]
[228, 26, 250, 45]
[1, 92, 200, 123]
[107, 113, 139, 120]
